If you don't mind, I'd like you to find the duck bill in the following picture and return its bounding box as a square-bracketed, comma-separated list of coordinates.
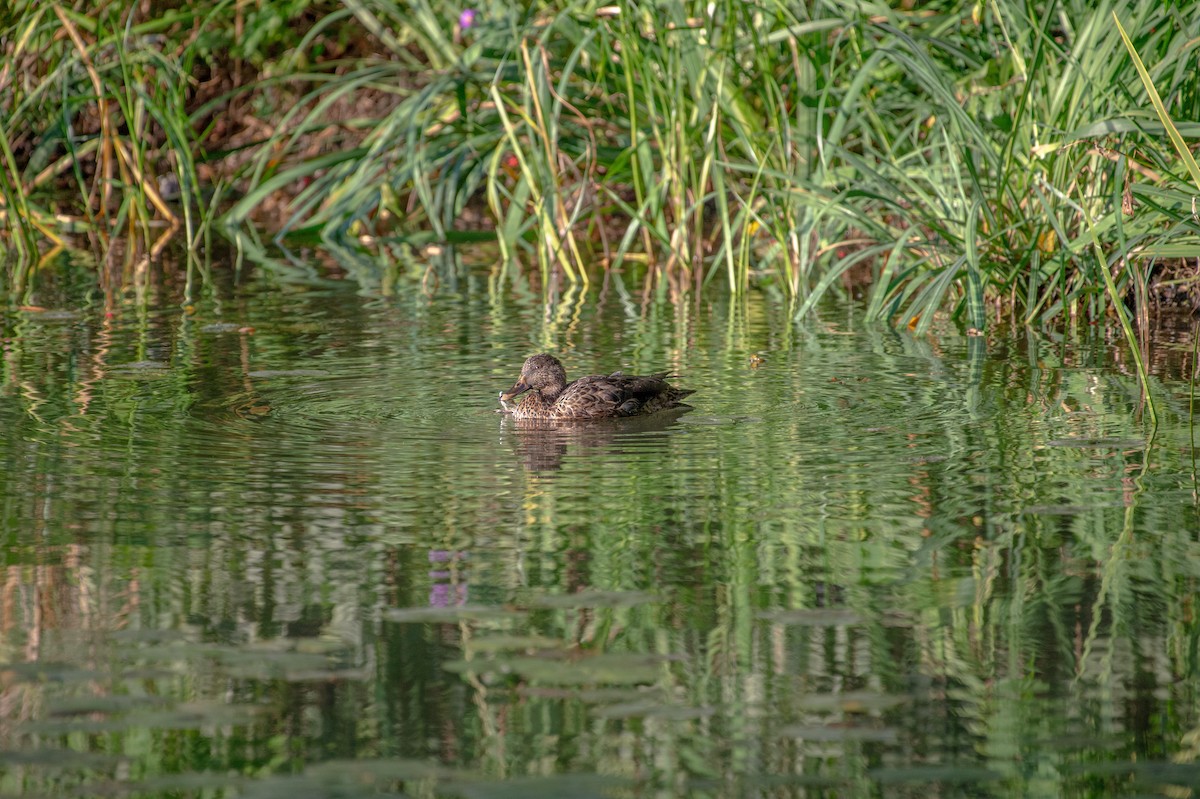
[500, 380, 530, 402]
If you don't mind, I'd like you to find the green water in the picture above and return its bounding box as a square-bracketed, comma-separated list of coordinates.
[2, 265, 1200, 798]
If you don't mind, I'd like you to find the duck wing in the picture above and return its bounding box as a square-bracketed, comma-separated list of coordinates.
[562, 372, 693, 418]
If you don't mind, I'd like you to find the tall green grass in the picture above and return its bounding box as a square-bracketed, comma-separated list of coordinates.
[2, 0, 1199, 328]
[0, 1, 222, 302]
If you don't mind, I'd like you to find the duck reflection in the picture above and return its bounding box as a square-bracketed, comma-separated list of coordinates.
[499, 406, 693, 473]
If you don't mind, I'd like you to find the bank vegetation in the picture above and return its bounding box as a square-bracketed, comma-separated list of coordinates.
[1, 0, 1198, 331]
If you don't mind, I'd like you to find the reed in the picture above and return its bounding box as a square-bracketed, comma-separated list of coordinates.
[1, 0, 1198, 328]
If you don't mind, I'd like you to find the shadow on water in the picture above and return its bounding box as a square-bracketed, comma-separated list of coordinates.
[3, 256, 1200, 797]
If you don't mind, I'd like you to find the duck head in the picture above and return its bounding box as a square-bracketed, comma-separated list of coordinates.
[501, 354, 568, 402]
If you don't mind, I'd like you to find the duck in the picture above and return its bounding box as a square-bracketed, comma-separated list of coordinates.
[499, 353, 695, 420]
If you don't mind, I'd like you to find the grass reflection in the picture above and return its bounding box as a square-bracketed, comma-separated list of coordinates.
[0, 281, 1197, 797]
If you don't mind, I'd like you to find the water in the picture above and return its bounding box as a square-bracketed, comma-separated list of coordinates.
[2, 263, 1200, 798]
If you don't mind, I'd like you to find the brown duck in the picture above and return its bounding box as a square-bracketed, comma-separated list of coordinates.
[499, 354, 695, 420]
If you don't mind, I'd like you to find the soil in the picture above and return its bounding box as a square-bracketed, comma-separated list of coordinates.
[1139, 258, 1200, 315]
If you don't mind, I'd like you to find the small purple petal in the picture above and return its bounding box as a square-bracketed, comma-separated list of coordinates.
[429, 584, 452, 607]
[458, 8, 477, 29]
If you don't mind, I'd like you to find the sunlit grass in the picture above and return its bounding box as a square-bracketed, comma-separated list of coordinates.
[1, 0, 1199, 327]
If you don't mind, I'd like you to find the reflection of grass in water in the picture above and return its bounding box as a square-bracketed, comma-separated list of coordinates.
[519, 589, 656, 609]
[869, 766, 1003, 785]
[234, 763, 623, 799]
[22, 703, 262, 735]
[1, 287, 1197, 796]
[384, 605, 525, 623]
[0, 749, 126, 771]
[465, 634, 561, 654]
[450, 774, 626, 799]
[444, 653, 664, 686]
[44, 694, 172, 717]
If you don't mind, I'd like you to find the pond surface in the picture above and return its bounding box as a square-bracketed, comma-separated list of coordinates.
[2, 262, 1200, 798]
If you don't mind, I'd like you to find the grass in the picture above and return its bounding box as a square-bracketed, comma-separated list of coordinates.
[1, 0, 1199, 330]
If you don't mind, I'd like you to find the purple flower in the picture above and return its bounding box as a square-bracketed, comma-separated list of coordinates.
[458, 8, 477, 30]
